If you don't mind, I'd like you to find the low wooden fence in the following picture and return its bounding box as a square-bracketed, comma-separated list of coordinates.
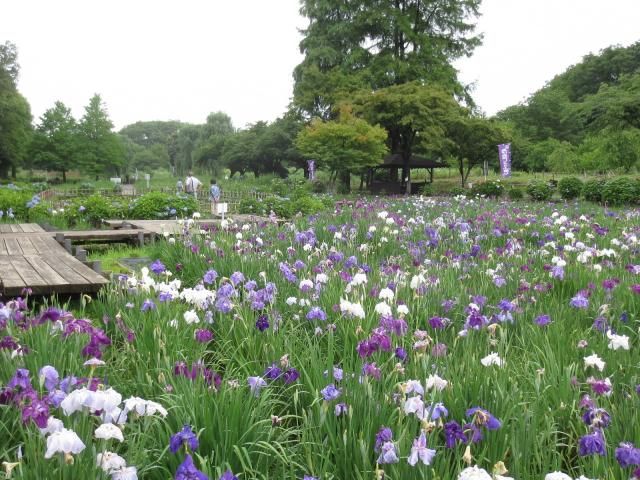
[39, 188, 270, 214]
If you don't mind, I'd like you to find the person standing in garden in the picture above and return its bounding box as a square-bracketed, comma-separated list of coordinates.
[184, 171, 202, 199]
[209, 178, 221, 215]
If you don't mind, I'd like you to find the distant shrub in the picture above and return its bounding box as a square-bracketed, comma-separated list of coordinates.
[526, 181, 553, 201]
[0, 189, 33, 220]
[602, 177, 640, 205]
[311, 179, 328, 194]
[79, 182, 95, 193]
[507, 187, 524, 200]
[129, 192, 197, 219]
[558, 177, 583, 200]
[582, 179, 606, 203]
[239, 198, 267, 216]
[472, 180, 504, 198]
[449, 186, 467, 197]
[420, 183, 433, 196]
[64, 195, 123, 227]
[291, 196, 325, 215]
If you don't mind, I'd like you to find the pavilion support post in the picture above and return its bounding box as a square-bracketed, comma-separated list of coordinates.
[64, 239, 72, 253]
[137, 231, 145, 247]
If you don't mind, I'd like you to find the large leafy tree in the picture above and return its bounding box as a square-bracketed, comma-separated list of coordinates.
[353, 82, 462, 192]
[78, 94, 124, 176]
[296, 107, 388, 191]
[194, 112, 235, 175]
[30, 101, 79, 182]
[0, 41, 32, 179]
[293, 0, 481, 118]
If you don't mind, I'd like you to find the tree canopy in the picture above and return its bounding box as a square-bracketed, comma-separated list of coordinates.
[293, 0, 482, 118]
[0, 41, 32, 178]
[296, 107, 388, 190]
[498, 41, 640, 173]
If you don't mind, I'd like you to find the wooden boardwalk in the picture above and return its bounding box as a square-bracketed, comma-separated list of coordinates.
[0, 224, 109, 297]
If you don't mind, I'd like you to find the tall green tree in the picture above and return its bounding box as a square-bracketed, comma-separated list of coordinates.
[603, 127, 640, 172]
[353, 82, 462, 192]
[78, 94, 124, 176]
[296, 107, 388, 191]
[30, 101, 79, 182]
[293, 0, 481, 118]
[445, 116, 507, 186]
[0, 41, 32, 179]
[194, 112, 235, 174]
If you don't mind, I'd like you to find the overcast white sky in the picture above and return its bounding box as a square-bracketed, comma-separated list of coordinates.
[2, 0, 639, 130]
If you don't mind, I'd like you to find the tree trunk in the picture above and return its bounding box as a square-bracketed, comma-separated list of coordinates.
[11, 164, 16, 180]
[340, 170, 350, 192]
[62, 170, 67, 183]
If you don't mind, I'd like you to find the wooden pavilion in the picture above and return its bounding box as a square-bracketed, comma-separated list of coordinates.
[368, 154, 447, 194]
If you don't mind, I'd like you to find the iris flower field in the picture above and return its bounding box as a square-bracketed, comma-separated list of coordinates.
[1, 196, 639, 480]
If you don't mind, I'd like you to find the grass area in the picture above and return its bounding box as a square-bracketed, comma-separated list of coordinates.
[88, 244, 154, 274]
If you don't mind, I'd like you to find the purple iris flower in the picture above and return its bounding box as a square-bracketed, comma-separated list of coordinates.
[229, 272, 245, 286]
[8, 368, 31, 390]
[535, 314, 551, 327]
[443, 421, 467, 448]
[195, 329, 214, 343]
[283, 368, 300, 384]
[175, 454, 208, 480]
[248, 376, 267, 397]
[203, 270, 218, 284]
[374, 427, 393, 452]
[615, 442, 640, 467]
[428, 316, 447, 330]
[141, 299, 156, 312]
[582, 408, 611, 428]
[263, 364, 282, 380]
[320, 384, 341, 401]
[335, 403, 348, 417]
[395, 347, 408, 362]
[255, 315, 270, 332]
[150, 259, 166, 275]
[47, 389, 66, 408]
[377, 441, 399, 464]
[578, 429, 606, 457]
[21, 398, 49, 428]
[170, 425, 199, 453]
[306, 307, 327, 321]
[466, 407, 501, 430]
[38, 365, 59, 391]
[158, 291, 173, 303]
[570, 293, 589, 309]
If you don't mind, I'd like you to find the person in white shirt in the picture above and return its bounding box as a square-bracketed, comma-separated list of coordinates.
[184, 171, 202, 199]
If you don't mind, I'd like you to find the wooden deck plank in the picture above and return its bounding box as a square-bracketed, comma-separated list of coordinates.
[29, 235, 61, 254]
[0, 239, 7, 255]
[17, 237, 38, 255]
[4, 238, 23, 256]
[0, 224, 12, 233]
[23, 255, 68, 286]
[41, 255, 93, 286]
[9, 257, 45, 287]
[0, 257, 25, 289]
[55, 254, 109, 285]
[29, 223, 45, 233]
